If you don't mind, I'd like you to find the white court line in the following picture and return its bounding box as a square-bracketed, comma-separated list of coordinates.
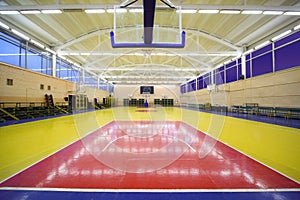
[1, 114, 299, 190]
[180, 111, 300, 185]
[203, 130, 300, 185]
[0, 187, 300, 193]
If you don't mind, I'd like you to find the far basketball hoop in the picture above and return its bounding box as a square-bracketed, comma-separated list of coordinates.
[207, 84, 217, 94]
[142, 92, 151, 98]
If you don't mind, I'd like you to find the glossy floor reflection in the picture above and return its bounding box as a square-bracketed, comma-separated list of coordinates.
[1, 121, 299, 189]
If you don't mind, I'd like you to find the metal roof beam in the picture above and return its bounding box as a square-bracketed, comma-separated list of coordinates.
[57, 26, 241, 52]
[85, 67, 197, 72]
[60, 50, 240, 57]
[1, 4, 299, 11]
[103, 75, 190, 79]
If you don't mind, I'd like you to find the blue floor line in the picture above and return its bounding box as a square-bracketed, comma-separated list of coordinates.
[0, 114, 70, 127]
[1, 107, 300, 129]
[182, 106, 300, 129]
[1, 190, 299, 200]
[0, 109, 104, 127]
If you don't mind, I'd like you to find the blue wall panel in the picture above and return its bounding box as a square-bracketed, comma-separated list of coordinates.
[252, 44, 272, 57]
[246, 54, 251, 60]
[203, 73, 211, 88]
[275, 31, 300, 48]
[180, 85, 185, 93]
[215, 71, 225, 85]
[191, 80, 196, 91]
[197, 76, 203, 90]
[226, 66, 237, 83]
[246, 60, 251, 78]
[275, 40, 300, 72]
[238, 63, 242, 80]
[226, 61, 236, 68]
[252, 52, 273, 77]
[180, 31, 299, 93]
[187, 80, 196, 92]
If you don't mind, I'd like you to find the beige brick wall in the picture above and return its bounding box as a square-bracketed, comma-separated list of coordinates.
[0, 62, 109, 106]
[181, 66, 300, 108]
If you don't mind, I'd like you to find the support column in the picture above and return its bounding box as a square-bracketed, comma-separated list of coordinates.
[97, 77, 100, 89]
[241, 55, 246, 79]
[210, 71, 214, 85]
[52, 54, 56, 77]
[81, 69, 85, 85]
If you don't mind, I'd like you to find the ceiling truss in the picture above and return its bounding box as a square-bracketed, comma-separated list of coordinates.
[1, 1, 299, 85]
[1, 4, 300, 12]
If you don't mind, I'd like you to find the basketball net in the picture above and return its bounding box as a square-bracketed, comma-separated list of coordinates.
[142, 92, 150, 98]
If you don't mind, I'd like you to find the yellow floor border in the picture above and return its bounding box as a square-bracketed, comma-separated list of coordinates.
[0, 107, 299, 183]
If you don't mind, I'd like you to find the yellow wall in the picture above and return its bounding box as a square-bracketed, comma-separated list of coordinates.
[181, 66, 300, 108]
[0, 62, 109, 105]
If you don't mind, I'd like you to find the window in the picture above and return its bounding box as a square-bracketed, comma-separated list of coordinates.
[40, 84, 44, 90]
[7, 79, 13, 86]
[48, 85, 51, 90]
[0, 33, 21, 67]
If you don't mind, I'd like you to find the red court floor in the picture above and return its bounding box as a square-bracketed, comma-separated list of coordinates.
[1, 121, 299, 189]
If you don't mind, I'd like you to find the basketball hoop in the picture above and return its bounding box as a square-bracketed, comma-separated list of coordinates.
[111, 5, 185, 48]
[142, 92, 151, 98]
[142, 49, 152, 58]
[207, 84, 217, 94]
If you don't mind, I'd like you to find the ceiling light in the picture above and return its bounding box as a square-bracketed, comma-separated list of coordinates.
[45, 47, 56, 55]
[177, 9, 197, 14]
[58, 55, 66, 60]
[224, 60, 232, 64]
[20, 10, 41, 14]
[74, 63, 81, 69]
[242, 49, 254, 56]
[241, 10, 262, 15]
[255, 41, 270, 50]
[0, 11, 20, 15]
[106, 8, 127, 13]
[284, 11, 300, 16]
[80, 53, 91, 56]
[30, 39, 45, 49]
[0, 21, 9, 30]
[161, 0, 175, 8]
[106, 9, 114, 13]
[294, 24, 300, 30]
[85, 9, 105, 14]
[133, 53, 144, 56]
[220, 10, 240, 14]
[129, 8, 143, 13]
[215, 64, 223, 68]
[41, 10, 62, 14]
[11, 29, 30, 40]
[67, 59, 74, 65]
[198, 10, 219, 14]
[271, 30, 292, 41]
[263, 11, 283, 15]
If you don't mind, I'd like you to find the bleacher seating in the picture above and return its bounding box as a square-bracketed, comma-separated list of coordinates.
[1, 99, 299, 124]
[182, 102, 300, 120]
[0, 101, 70, 124]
